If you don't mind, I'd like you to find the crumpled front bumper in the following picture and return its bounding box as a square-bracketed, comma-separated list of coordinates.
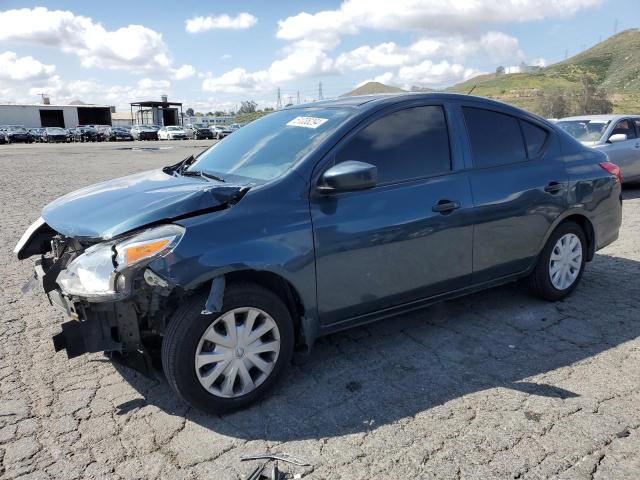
[33, 255, 154, 374]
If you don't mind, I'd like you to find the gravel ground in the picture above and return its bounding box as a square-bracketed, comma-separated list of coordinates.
[1, 140, 639, 480]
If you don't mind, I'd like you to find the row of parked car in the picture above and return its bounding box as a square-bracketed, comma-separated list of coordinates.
[0, 122, 242, 144]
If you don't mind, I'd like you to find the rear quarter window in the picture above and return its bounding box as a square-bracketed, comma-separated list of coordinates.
[463, 107, 526, 168]
[520, 120, 548, 158]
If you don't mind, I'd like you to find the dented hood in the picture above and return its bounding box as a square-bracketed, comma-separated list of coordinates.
[42, 169, 247, 239]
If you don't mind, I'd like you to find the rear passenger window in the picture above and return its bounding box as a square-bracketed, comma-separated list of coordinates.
[336, 106, 450, 184]
[463, 107, 526, 168]
[520, 120, 548, 158]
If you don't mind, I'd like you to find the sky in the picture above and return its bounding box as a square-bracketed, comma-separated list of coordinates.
[0, 0, 637, 113]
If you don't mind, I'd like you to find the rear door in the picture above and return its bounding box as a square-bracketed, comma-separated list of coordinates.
[310, 102, 474, 326]
[461, 104, 568, 283]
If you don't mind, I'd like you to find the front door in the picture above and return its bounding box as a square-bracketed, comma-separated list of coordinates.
[310, 104, 474, 327]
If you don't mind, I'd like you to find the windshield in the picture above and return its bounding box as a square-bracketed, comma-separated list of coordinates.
[188, 108, 352, 181]
[195, 124, 207, 128]
[557, 120, 610, 142]
[48, 128, 65, 133]
[167, 126, 182, 131]
[10, 127, 26, 132]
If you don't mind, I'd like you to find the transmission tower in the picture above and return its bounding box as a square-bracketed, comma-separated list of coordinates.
[318, 81, 324, 100]
[296, 90, 301, 104]
[276, 88, 282, 110]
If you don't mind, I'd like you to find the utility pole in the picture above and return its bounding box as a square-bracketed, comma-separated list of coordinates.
[276, 87, 282, 110]
[288, 95, 293, 106]
[318, 81, 324, 100]
[296, 90, 300, 105]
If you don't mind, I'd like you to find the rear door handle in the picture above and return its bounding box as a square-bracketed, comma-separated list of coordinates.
[544, 182, 563, 194]
[432, 200, 460, 214]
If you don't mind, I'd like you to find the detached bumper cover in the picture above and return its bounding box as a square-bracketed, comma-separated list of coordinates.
[34, 256, 121, 357]
[33, 255, 154, 376]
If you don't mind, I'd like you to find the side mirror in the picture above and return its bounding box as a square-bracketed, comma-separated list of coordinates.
[318, 161, 377, 193]
[608, 133, 627, 143]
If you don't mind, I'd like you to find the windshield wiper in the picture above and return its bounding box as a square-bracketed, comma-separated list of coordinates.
[181, 170, 226, 183]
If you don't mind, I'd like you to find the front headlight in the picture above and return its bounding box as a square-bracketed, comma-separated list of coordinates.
[57, 224, 184, 301]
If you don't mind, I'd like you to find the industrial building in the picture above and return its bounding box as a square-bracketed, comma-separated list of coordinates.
[130, 96, 183, 127]
[0, 101, 113, 128]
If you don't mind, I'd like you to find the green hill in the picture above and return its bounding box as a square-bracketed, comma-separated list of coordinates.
[447, 29, 640, 114]
[342, 81, 406, 96]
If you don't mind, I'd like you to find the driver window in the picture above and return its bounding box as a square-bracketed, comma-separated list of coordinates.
[611, 120, 636, 140]
[335, 106, 451, 185]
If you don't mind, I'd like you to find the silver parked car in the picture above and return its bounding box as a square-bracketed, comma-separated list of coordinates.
[556, 115, 640, 183]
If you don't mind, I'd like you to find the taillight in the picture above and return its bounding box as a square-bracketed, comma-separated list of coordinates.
[600, 162, 622, 184]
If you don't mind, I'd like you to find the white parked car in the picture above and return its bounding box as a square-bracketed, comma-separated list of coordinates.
[158, 126, 188, 140]
[556, 115, 640, 184]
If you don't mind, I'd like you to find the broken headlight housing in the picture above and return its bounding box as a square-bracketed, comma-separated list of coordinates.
[57, 224, 184, 301]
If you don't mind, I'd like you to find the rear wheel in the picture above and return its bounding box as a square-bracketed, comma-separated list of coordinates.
[161, 282, 294, 413]
[527, 221, 586, 301]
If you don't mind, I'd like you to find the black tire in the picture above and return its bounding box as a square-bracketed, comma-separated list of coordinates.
[161, 282, 294, 414]
[527, 221, 587, 301]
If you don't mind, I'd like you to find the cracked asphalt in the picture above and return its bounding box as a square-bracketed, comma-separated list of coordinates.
[1, 140, 639, 479]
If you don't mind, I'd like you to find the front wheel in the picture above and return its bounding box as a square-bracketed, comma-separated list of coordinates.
[527, 221, 586, 301]
[161, 282, 294, 414]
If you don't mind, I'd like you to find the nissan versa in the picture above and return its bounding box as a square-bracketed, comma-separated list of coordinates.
[15, 94, 622, 413]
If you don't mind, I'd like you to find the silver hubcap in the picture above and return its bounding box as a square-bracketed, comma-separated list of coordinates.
[549, 233, 582, 290]
[194, 307, 280, 398]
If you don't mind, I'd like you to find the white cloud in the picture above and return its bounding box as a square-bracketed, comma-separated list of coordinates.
[202, 48, 335, 93]
[202, 68, 268, 93]
[277, 0, 602, 46]
[0, 7, 172, 73]
[268, 48, 334, 83]
[479, 31, 525, 63]
[220, 54, 232, 60]
[185, 13, 257, 33]
[0, 51, 55, 81]
[335, 43, 410, 71]
[335, 31, 523, 77]
[394, 60, 481, 87]
[173, 64, 196, 80]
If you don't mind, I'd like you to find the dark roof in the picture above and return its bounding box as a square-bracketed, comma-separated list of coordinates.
[130, 101, 182, 107]
[291, 92, 509, 109]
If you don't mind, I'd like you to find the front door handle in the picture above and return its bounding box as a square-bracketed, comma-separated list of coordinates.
[544, 182, 563, 194]
[432, 200, 460, 214]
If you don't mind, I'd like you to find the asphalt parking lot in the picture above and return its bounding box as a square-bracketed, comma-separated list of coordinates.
[1, 140, 639, 480]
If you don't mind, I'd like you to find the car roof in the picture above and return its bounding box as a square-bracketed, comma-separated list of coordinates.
[558, 114, 640, 122]
[295, 92, 489, 107]
[289, 92, 543, 116]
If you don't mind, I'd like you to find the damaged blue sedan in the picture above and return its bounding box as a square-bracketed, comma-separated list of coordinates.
[15, 94, 622, 413]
